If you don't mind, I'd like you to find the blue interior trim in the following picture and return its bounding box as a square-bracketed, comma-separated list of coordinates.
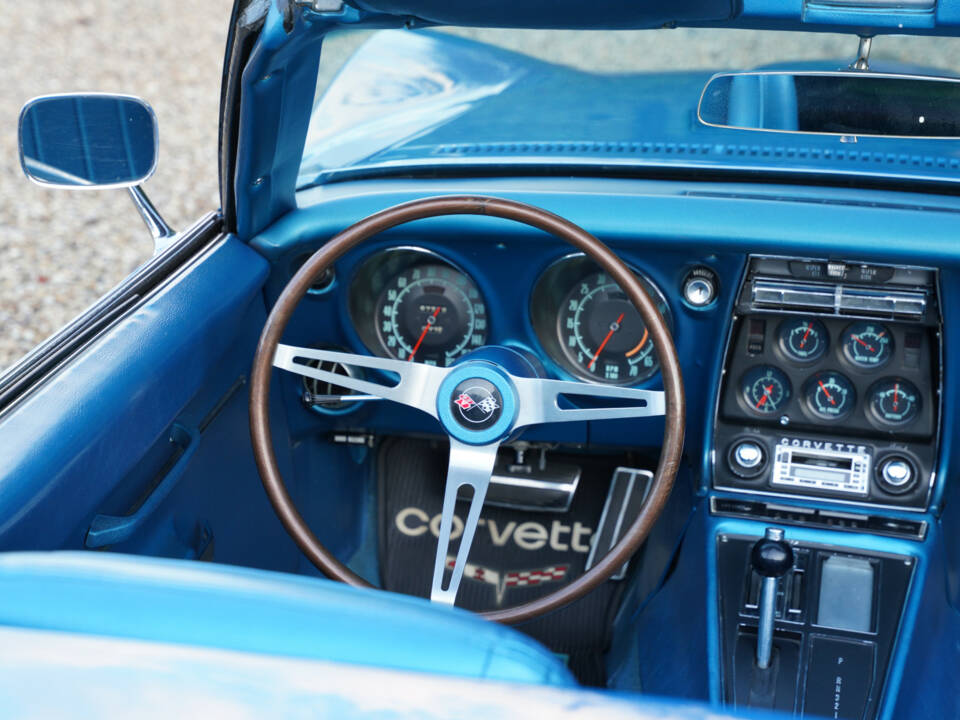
[0, 551, 574, 686]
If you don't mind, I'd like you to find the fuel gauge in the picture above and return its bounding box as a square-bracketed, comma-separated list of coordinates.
[778, 317, 828, 363]
[868, 378, 920, 427]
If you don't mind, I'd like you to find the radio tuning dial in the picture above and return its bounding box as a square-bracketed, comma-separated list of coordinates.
[728, 439, 767, 478]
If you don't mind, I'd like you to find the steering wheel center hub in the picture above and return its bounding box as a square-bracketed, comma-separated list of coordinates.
[437, 363, 518, 444]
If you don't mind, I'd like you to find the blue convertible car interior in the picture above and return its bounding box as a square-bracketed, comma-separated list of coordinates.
[3, 0, 960, 717]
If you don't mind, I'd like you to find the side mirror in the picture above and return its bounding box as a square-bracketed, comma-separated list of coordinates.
[18, 93, 174, 247]
[19, 94, 158, 188]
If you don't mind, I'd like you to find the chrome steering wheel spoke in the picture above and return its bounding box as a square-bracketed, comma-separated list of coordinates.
[430, 439, 499, 606]
[273, 344, 450, 418]
[512, 376, 665, 427]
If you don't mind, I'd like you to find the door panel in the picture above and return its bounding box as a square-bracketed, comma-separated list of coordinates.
[0, 236, 300, 573]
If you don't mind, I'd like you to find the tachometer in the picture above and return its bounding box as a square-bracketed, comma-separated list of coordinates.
[557, 271, 669, 384]
[375, 264, 487, 366]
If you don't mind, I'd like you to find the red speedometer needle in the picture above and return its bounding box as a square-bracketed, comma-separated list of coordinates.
[408, 307, 441, 362]
[588, 312, 625, 370]
[755, 385, 773, 409]
[894, 382, 900, 410]
[800, 322, 812, 347]
[818, 380, 836, 405]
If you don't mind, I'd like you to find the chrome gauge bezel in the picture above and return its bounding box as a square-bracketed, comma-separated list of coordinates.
[530, 254, 672, 386]
[347, 247, 488, 367]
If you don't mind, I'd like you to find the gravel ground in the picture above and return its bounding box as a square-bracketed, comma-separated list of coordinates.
[3, 6, 960, 373]
[0, 1, 232, 372]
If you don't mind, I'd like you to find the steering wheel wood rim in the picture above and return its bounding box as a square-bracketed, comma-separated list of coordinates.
[249, 195, 685, 624]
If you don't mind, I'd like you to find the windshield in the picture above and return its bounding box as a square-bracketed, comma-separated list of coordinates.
[298, 28, 960, 189]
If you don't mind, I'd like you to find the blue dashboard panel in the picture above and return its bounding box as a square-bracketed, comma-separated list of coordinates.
[253, 182, 747, 454]
[251, 175, 960, 514]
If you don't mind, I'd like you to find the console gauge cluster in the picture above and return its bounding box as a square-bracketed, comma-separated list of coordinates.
[714, 256, 941, 510]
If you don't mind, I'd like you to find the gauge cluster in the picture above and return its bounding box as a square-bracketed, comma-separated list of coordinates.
[348, 249, 671, 385]
[726, 316, 934, 436]
[714, 255, 941, 510]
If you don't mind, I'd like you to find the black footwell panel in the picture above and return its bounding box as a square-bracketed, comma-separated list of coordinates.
[378, 437, 631, 685]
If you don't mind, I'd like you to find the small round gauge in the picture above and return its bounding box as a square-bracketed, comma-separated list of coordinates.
[557, 271, 670, 385]
[803, 371, 856, 420]
[375, 263, 487, 366]
[778, 317, 828, 363]
[842, 321, 893, 369]
[868, 378, 921, 426]
[741, 366, 792, 415]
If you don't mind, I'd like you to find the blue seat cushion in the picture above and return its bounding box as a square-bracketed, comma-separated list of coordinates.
[0, 552, 574, 686]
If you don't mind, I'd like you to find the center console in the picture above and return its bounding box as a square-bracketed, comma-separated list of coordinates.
[714, 256, 941, 512]
[709, 256, 940, 718]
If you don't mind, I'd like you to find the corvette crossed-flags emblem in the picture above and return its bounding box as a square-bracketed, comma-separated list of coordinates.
[454, 392, 500, 414]
[445, 557, 569, 605]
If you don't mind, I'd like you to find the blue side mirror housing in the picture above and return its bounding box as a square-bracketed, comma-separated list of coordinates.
[18, 93, 158, 189]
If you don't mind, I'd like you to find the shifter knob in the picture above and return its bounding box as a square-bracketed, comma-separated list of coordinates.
[751, 527, 793, 670]
[751, 527, 794, 577]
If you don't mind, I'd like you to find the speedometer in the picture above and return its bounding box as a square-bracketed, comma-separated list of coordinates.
[375, 263, 487, 366]
[557, 271, 670, 384]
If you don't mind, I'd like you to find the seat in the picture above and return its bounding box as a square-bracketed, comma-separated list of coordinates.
[0, 551, 574, 686]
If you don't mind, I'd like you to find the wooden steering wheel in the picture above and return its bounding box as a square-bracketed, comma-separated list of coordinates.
[249, 196, 685, 624]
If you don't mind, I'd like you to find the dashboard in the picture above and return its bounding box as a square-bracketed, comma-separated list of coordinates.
[261, 177, 958, 522]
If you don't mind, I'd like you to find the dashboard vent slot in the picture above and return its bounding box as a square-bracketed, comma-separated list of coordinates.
[302, 357, 359, 412]
[751, 279, 926, 319]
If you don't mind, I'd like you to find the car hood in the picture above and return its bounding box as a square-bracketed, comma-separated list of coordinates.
[299, 30, 960, 190]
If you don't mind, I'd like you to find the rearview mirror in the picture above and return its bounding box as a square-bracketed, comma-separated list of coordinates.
[698, 71, 960, 139]
[19, 93, 158, 188]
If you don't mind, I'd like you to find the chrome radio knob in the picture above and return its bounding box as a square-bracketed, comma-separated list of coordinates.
[877, 456, 917, 494]
[728, 439, 766, 478]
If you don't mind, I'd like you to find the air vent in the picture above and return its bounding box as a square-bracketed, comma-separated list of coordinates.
[301, 356, 360, 413]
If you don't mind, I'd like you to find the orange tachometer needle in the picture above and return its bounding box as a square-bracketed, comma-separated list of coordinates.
[588, 312, 625, 370]
[853, 335, 875, 352]
[409, 306, 442, 362]
[818, 380, 836, 405]
[800, 322, 812, 347]
[755, 384, 774, 409]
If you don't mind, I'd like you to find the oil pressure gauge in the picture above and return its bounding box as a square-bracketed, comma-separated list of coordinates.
[868, 378, 920, 427]
[803, 371, 855, 421]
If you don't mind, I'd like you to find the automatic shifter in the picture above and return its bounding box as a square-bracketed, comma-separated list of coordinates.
[751, 527, 794, 669]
